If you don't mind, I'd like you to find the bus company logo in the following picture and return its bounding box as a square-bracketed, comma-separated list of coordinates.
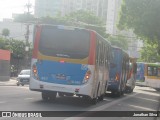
[2, 112, 11, 117]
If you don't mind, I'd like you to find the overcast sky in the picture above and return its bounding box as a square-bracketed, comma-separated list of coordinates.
[0, 0, 35, 21]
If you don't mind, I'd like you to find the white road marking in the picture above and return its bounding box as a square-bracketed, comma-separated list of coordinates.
[64, 93, 139, 120]
[0, 101, 6, 104]
[128, 104, 156, 111]
[24, 98, 34, 100]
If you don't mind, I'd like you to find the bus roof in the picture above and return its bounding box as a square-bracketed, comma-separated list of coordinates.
[35, 24, 111, 45]
[145, 63, 160, 66]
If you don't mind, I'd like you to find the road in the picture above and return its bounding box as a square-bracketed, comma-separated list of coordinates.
[0, 85, 159, 120]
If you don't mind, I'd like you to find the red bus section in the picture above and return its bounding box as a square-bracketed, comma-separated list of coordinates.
[0, 49, 11, 81]
[0, 49, 11, 61]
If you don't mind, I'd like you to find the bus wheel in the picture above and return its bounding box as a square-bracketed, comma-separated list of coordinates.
[98, 94, 104, 101]
[129, 88, 133, 93]
[58, 92, 64, 97]
[48, 92, 57, 101]
[116, 91, 121, 97]
[42, 92, 49, 101]
[90, 97, 97, 105]
[155, 88, 160, 91]
[121, 90, 124, 96]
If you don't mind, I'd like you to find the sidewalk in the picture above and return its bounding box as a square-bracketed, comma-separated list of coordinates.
[0, 77, 17, 86]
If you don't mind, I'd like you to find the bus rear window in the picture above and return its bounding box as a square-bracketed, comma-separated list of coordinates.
[39, 26, 90, 59]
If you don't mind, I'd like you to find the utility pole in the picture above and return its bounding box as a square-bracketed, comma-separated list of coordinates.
[25, 0, 32, 68]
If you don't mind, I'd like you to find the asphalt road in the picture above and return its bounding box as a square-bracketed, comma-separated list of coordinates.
[0, 85, 159, 120]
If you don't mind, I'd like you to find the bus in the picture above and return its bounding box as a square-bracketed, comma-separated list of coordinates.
[144, 63, 160, 91]
[125, 57, 137, 93]
[136, 62, 145, 82]
[107, 46, 129, 97]
[29, 24, 111, 104]
[0, 49, 10, 81]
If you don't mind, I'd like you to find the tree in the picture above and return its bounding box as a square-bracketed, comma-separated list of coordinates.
[139, 42, 160, 62]
[39, 10, 107, 38]
[0, 38, 10, 50]
[65, 10, 107, 37]
[14, 13, 35, 23]
[2, 28, 10, 38]
[118, 0, 160, 54]
[108, 35, 128, 50]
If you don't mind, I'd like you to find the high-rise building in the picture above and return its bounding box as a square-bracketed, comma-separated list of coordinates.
[35, 0, 63, 18]
[61, 0, 108, 22]
[106, 0, 143, 58]
[106, 0, 122, 34]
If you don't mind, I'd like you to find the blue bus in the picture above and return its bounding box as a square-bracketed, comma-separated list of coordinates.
[107, 46, 129, 96]
[136, 62, 145, 82]
[29, 24, 112, 104]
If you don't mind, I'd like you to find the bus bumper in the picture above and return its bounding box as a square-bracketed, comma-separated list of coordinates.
[29, 78, 93, 97]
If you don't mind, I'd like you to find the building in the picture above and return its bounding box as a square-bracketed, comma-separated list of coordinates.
[106, 0, 143, 58]
[35, 0, 63, 18]
[0, 19, 33, 42]
[106, 0, 122, 34]
[61, 0, 108, 21]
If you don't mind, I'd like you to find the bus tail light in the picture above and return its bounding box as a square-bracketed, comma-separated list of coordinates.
[115, 73, 120, 81]
[32, 64, 39, 80]
[83, 70, 91, 84]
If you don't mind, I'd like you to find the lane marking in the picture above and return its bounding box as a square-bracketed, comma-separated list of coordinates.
[24, 98, 34, 100]
[64, 93, 139, 120]
[135, 96, 159, 103]
[128, 104, 156, 111]
[0, 101, 6, 104]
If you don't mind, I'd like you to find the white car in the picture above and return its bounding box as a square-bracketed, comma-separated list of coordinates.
[17, 69, 30, 86]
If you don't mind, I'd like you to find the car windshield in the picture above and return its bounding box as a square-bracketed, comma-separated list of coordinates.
[20, 70, 30, 75]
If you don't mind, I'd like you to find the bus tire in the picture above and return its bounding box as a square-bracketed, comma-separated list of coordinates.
[90, 98, 97, 105]
[42, 92, 49, 101]
[58, 92, 64, 97]
[98, 94, 104, 101]
[129, 88, 133, 93]
[48, 92, 57, 101]
[155, 88, 160, 91]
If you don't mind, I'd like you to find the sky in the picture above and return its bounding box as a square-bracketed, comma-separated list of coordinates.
[0, 0, 35, 21]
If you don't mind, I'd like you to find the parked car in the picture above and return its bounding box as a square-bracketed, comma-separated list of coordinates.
[17, 69, 30, 86]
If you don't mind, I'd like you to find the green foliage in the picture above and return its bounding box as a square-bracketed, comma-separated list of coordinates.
[14, 13, 35, 23]
[108, 35, 128, 50]
[9, 39, 26, 59]
[138, 42, 160, 62]
[0, 37, 32, 60]
[2, 28, 10, 37]
[0, 38, 10, 49]
[118, 0, 160, 54]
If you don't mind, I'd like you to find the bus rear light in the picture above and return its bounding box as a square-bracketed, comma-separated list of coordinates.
[59, 60, 65, 63]
[32, 64, 39, 80]
[115, 73, 120, 81]
[83, 70, 91, 84]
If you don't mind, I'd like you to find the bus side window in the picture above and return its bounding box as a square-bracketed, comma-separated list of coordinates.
[148, 67, 152, 76]
[96, 40, 99, 65]
[158, 67, 160, 77]
[153, 67, 157, 76]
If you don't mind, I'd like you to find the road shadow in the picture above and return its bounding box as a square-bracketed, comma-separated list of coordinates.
[32, 96, 93, 109]
[105, 92, 135, 98]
